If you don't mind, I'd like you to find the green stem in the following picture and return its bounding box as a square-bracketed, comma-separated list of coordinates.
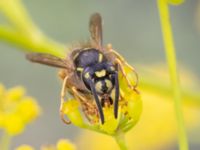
[157, 1, 188, 150]
[0, 25, 66, 58]
[1, 0, 40, 34]
[0, 0, 68, 58]
[0, 132, 12, 150]
[114, 132, 128, 150]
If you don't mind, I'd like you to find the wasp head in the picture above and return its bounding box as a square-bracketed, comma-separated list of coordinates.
[81, 62, 119, 124]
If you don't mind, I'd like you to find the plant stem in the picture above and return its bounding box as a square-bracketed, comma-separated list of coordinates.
[1, 0, 40, 34]
[157, 1, 188, 150]
[0, 132, 12, 150]
[114, 132, 128, 150]
[0, 0, 67, 58]
[0, 25, 66, 58]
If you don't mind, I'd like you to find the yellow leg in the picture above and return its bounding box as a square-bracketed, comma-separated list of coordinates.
[71, 87, 90, 105]
[60, 75, 71, 125]
[115, 58, 138, 91]
[106, 44, 139, 89]
[71, 87, 97, 123]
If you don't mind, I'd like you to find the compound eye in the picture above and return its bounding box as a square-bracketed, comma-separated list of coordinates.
[105, 63, 116, 73]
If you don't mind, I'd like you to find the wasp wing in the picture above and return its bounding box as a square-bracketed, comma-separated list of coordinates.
[26, 53, 71, 69]
[89, 13, 103, 50]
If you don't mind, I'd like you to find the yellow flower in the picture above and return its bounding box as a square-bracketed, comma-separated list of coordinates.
[99, 106, 119, 134]
[0, 84, 41, 136]
[62, 99, 84, 127]
[56, 139, 76, 150]
[16, 97, 41, 123]
[3, 113, 25, 135]
[15, 145, 35, 150]
[6, 86, 25, 102]
[62, 64, 142, 136]
[40, 139, 76, 150]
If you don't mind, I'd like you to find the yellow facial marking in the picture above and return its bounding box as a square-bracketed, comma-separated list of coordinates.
[98, 53, 103, 62]
[95, 69, 106, 77]
[84, 72, 90, 79]
[105, 79, 112, 90]
[110, 66, 115, 71]
[77, 67, 83, 72]
[95, 81, 102, 93]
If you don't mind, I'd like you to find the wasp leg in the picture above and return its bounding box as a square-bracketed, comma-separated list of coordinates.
[71, 87, 98, 124]
[60, 75, 71, 125]
[114, 58, 134, 90]
[106, 44, 139, 89]
[72, 81, 104, 124]
[71, 87, 87, 101]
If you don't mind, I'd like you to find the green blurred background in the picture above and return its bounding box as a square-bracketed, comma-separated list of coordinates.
[0, 0, 200, 149]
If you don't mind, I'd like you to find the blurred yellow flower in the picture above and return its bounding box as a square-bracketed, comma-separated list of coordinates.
[16, 97, 41, 123]
[15, 144, 35, 150]
[40, 139, 76, 150]
[3, 113, 25, 135]
[0, 84, 41, 136]
[56, 139, 76, 150]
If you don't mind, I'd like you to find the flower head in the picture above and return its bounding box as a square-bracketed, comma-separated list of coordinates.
[15, 139, 76, 150]
[61, 56, 142, 136]
[0, 84, 41, 136]
[15, 145, 35, 150]
[56, 139, 76, 150]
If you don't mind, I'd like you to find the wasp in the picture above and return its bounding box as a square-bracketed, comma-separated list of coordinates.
[26, 13, 138, 124]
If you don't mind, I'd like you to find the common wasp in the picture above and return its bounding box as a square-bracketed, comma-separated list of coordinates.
[26, 13, 138, 124]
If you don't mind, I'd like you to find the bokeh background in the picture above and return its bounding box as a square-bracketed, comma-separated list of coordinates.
[0, 0, 200, 149]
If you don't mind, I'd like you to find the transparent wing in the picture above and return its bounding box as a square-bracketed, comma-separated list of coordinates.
[89, 13, 103, 49]
[26, 53, 71, 69]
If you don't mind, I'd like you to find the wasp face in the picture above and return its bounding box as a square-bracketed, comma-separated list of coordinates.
[81, 62, 115, 95]
[74, 48, 119, 124]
